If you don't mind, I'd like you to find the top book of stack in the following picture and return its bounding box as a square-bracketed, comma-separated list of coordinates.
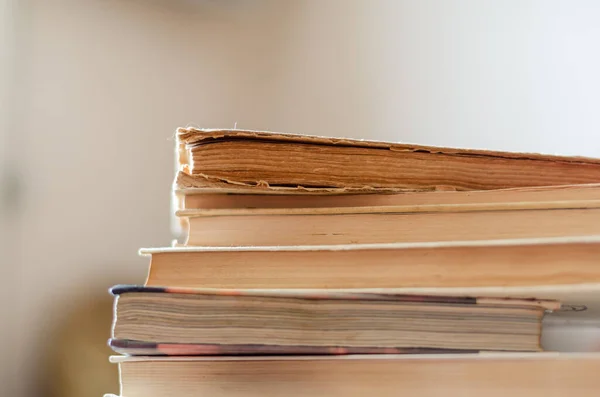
[174, 127, 600, 195]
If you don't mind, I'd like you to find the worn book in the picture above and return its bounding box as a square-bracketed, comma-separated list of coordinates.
[176, 183, 600, 210]
[171, 183, 600, 243]
[175, 128, 600, 194]
[176, 200, 600, 246]
[113, 353, 600, 397]
[110, 285, 559, 355]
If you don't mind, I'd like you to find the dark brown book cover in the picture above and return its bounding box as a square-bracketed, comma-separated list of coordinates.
[108, 339, 477, 356]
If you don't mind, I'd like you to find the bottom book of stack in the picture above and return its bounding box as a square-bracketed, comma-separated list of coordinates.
[111, 353, 600, 397]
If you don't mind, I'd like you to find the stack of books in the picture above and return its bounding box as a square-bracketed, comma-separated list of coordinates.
[107, 128, 600, 397]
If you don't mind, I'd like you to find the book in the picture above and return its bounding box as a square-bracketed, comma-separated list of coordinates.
[176, 183, 600, 210]
[177, 202, 600, 246]
[113, 353, 600, 397]
[110, 285, 558, 355]
[173, 184, 600, 242]
[175, 128, 600, 194]
[141, 237, 600, 291]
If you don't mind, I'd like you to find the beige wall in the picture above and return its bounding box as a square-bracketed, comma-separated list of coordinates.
[1, 0, 20, 394]
[3, 1, 600, 395]
[6, 1, 292, 395]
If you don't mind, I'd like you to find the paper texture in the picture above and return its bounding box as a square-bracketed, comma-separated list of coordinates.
[175, 127, 600, 194]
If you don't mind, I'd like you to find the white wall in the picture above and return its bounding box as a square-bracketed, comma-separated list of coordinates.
[266, 0, 600, 155]
[4, 0, 600, 395]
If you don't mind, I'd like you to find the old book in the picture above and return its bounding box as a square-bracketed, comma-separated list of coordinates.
[171, 183, 600, 242]
[142, 237, 600, 291]
[176, 183, 600, 210]
[177, 201, 600, 246]
[175, 128, 600, 194]
[110, 285, 558, 355]
[113, 353, 600, 397]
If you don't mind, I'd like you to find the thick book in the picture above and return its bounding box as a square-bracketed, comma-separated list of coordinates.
[175, 127, 600, 194]
[172, 184, 600, 240]
[171, 183, 600, 247]
[176, 200, 600, 246]
[110, 285, 559, 355]
[141, 237, 600, 293]
[113, 353, 600, 397]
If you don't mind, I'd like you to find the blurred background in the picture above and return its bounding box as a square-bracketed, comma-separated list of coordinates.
[2, 0, 600, 396]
